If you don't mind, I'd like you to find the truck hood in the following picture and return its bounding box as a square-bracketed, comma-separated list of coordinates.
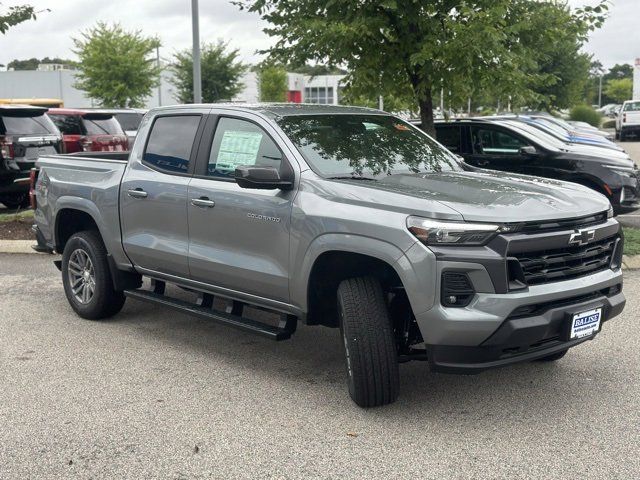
[328, 170, 610, 223]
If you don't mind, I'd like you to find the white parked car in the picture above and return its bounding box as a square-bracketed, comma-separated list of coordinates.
[616, 100, 640, 141]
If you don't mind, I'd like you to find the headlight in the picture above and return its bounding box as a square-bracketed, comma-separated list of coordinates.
[607, 206, 614, 219]
[407, 216, 506, 246]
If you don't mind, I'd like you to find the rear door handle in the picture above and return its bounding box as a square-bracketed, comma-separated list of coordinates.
[191, 197, 215, 208]
[127, 188, 148, 199]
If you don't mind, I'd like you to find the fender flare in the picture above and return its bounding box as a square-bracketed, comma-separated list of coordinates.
[290, 233, 436, 315]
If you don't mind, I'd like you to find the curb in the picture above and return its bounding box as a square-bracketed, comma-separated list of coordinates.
[622, 255, 640, 270]
[0, 240, 40, 254]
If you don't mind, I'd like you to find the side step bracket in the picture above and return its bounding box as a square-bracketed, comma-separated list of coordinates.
[124, 289, 295, 341]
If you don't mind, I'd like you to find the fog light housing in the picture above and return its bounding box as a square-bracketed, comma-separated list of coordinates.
[441, 272, 475, 307]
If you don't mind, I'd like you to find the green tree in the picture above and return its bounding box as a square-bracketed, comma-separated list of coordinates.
[73, 23, 160, 108]
[7, 57, 76, 70]
[171, 41, 247, 103]
[259, 65, 287, 102]
[235, 0, 607, 135]
[604, 78, 633, 103]
[0, 4, 37, 34]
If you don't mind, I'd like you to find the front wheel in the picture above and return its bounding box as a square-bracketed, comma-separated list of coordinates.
[61, 230, 126, 320]
[337, 276, 400, 408]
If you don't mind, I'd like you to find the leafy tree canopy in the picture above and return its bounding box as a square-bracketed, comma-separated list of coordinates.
[171, 40, 247, 103]
[235, 0, 608, 135]
[0, 4, 39, 34]
[7, 57, 76, 70]
[73, 22, 160, 108]
[259, 64, 288, 102]
[604, 78, 633, 104]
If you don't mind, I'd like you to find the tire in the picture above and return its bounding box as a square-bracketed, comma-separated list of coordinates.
[61, 230, 126, 320]
[536, 349, 568, 362]
[619, 130, 626, 142]
[337, 276, 399, 408]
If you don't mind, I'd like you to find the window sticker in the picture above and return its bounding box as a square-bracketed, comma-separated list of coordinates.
[215, 130, 263, 171]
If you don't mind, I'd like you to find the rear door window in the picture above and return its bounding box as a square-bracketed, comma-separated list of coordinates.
[0, 112, 59, 135]
[50, 115, 82, 135]
[471, 126, 528, 154]
[435, 125, 462, 153]
[206, 117, 283, 178]
[143, 115, 201, 174]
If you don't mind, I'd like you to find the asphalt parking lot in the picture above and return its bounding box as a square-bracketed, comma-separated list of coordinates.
[1, 253, 639, 478]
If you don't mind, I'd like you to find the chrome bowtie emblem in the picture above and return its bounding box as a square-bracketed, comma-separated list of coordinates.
[568, 229, 595, 246]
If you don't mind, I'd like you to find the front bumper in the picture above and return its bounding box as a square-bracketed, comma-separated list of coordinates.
[412, 217, 625, 374]
[425, 283, 624, 373]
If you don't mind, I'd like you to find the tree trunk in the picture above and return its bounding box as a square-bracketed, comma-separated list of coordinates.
[418, 88, 436, 138]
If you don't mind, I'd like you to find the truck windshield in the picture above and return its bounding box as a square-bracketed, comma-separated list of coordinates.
[277, 114, 462, 178]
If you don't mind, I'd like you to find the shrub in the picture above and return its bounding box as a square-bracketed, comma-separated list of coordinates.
[569, 105, 602, 128]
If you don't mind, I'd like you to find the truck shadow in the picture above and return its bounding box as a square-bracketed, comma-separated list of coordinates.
[107, 283, 607, 426]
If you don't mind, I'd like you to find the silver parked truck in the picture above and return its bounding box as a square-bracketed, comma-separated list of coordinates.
[34, 104, 625, 407]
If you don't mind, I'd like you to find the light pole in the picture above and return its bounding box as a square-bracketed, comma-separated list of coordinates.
[598, 74, 603, 108]
[191, 0, 202, 104]
[156, 45, 162, 107]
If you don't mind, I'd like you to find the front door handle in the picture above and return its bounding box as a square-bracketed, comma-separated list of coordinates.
[476, 159, 489, 167]
[191, 197, 215, 208]
[127, 188, 148, 199]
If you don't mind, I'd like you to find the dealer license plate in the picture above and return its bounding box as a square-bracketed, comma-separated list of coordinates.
[570, 308, 602, 339]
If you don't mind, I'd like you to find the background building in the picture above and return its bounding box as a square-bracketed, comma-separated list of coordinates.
[0, 68, 345, 108]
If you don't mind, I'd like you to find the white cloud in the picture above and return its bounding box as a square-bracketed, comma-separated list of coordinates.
[1, 0, 638, 69]
[0, 0, 274, 67]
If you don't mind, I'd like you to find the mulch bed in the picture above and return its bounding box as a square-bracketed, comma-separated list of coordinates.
[0, 219, 34, 240]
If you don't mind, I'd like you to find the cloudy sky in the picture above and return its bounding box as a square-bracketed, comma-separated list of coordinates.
[0, 0, 638, 69]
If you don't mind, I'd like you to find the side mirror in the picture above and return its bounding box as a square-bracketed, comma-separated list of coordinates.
[235, 165, 294, 190]
[519, 146, 537, 156]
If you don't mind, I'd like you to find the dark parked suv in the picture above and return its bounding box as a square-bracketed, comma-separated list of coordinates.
[433, 118, 640, 213]
[0, 105, 62, 208]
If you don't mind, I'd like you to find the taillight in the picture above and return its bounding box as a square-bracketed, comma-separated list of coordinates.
[29, 168, 38, 210]
[0, 135, 14, 159]
[79, 136, 93, 151]
[623, 113, 627, 123]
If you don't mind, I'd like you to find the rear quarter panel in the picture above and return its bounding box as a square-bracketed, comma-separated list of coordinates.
[35, 154, 130, 268]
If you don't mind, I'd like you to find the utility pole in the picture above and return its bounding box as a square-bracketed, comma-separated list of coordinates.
[156, 45, 162, 107]
[598, 75, 603, 108]
[191, 0, 202, 104]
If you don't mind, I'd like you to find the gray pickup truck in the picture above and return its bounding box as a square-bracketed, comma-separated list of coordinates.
[34, 104, 626, 407]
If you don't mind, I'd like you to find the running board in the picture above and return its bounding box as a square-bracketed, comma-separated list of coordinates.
[123, 289, 295, 341]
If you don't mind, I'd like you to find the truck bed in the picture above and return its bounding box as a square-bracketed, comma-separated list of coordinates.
[34, 152, 131, 268]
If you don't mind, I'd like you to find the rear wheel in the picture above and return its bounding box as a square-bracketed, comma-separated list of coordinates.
[536, 349, 568, 362]
[61, 230, 126, 320]
[337, 276, 399, 408]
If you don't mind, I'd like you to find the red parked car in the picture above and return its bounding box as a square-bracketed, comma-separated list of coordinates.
[47, 108, 128, 153]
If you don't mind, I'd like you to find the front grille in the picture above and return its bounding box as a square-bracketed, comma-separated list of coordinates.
[512, 235, 618, 286]
[513, 212, 608, 234]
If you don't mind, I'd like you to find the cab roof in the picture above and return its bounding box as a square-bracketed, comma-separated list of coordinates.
[148, 103, 385, 118]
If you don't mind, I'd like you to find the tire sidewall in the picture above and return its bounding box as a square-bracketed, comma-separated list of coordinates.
[61, 234, 107, 318]
[337, 295, 357, 398]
